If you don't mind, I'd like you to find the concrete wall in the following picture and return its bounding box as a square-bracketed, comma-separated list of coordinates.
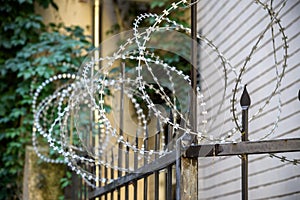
[23, 146, 65, 200]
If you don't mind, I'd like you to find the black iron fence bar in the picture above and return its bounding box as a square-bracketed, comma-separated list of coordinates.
[166, 112, 173, 200]
[111, 149, 115, 200]
[144, 127, 149, 200]
[240, 85, 251, 200]
[133, 130, 139, 200]
[191, 0, 198, 120]
[71, 171, 79, 200]
[175, 139, 182, 200]
[125, 139, 129, 200]
[85, 165, 89, 200]
[104, 155, 108, 200]
[89, 151, 177, 199]
[154, 118, 160, 200]
[117, 63, 125, 200]
[185, 138, 300, 158]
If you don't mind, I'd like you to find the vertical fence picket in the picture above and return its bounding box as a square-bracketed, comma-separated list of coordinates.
[166, 111, 173, 200]
[241, 85, 251, 200]
[98, 158, 101, 200]
[104, 155, 108, 200]
[111, 149, 114, 200]
[133, 130, 139, 200]
[117, 63, 125, 200]
[125, 139, 129, 200]
[143, 126, 149, 200]
[154, 119, 160, 200]
[80, 173, 83, 200]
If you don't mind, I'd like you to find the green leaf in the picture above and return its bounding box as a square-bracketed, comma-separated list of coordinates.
[0, 1, 91, 198]
[9, 107, 27, 120]
[150, 0, 167, 9]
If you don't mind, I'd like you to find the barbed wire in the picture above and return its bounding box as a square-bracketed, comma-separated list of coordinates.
[31, 0, 297, 188]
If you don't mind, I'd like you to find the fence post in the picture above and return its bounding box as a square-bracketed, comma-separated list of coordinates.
[240, 85, 251, 200]
[175, 0, 199, 199]
[176, 139, 182, 200]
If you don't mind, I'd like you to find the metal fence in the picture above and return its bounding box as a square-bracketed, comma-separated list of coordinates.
[86, 82, 300, 200]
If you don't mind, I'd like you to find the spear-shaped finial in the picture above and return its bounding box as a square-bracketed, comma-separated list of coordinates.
[240, 84, 251, 109]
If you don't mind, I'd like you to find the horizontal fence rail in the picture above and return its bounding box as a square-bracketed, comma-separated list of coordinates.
[186, 138, 300, 158]
[89, 137, 300, 199]
[89, 151, 177, 199]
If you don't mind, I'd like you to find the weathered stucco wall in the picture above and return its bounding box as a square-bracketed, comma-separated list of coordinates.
[35, 0, 93, 36]
[23, 146, 65, 200]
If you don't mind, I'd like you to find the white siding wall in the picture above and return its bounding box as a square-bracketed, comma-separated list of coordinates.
[197, 1, 300, 199]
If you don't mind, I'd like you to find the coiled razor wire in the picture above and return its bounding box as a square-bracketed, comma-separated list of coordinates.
[32, 0, 290, 187]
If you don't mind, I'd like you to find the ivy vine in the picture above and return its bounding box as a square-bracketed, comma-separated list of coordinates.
[0, 0, 92, 199]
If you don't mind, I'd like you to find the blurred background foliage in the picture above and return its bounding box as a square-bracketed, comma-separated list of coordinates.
[0, 0, 92, 199]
